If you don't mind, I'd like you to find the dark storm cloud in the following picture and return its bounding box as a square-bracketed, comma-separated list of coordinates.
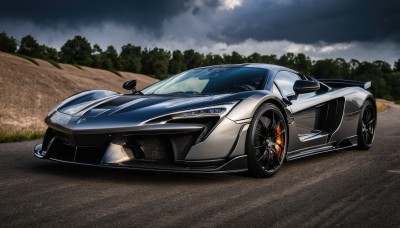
[210, 0, 400, 44]
[1, 0, 400, 45]
[0, 0, 192, 31]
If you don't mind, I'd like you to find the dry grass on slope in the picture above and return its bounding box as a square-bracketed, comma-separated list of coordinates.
[0, 51, 158, 140]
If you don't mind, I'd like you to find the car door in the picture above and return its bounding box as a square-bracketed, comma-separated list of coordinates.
[274, 71, 334, 152]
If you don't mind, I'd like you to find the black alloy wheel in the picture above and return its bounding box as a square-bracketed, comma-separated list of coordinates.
[357, 100, 376, 150]
[246, 103, 288, 178]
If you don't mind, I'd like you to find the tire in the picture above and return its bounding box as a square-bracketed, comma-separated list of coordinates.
[246, 103, 288, 178]
[357, 100, 376, 150]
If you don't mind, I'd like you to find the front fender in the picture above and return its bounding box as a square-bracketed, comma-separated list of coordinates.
[227, 92, 289, 122]
[51, 90, 120, 115]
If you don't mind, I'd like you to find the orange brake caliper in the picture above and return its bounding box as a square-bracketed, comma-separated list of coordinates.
[275, 124, 283, 156]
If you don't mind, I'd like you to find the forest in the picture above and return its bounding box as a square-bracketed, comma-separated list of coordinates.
[1, 32, 400, 103]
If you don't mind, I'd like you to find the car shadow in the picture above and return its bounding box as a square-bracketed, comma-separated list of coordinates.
[26, 149, 359, 184]
[27, 160, 250, 185]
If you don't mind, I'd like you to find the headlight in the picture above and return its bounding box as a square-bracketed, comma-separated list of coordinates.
[49, 111, 71, 126]
[58, 101, 94, 116]
[163, 100, 240, 122]
[143, 100, 240, 124]
[173, 107, 227, 119]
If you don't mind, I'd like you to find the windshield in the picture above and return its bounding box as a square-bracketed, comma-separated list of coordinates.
[141, 67, 268, 95]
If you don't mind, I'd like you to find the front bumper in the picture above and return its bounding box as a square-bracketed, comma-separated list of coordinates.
[33, 142, 248, 173]
[34, 118, 250, 173]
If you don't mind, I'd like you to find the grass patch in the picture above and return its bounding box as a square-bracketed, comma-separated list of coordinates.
[73, 64, 83, 70]
[47, 59, 62, 69]
[109, 69, 122, 77]
[14, 54, 39, 66]
[376, 102, 388, 113]
[0, 129, 45, 143]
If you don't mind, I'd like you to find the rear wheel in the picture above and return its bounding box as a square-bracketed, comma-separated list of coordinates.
[246, 103, 287, 178]
[357, 100, 376, 150]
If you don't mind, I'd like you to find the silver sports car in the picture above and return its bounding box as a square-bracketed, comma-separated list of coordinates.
[34, 64, 376, 177]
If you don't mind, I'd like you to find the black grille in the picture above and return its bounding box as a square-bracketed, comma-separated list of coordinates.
[126, 136, 173, 161]
[45, 127, 201, 164]
[46, 135, 106, 164]
[170, 134, 197, 161]
[42, 128, 57, 151]
[47, 138, 76, 162]
[122, 133, 199, 162]
[75, 147, 106, 164]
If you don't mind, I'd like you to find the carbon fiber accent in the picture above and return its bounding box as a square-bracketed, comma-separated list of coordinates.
[170, 134, 197, 161]
[42, 128, 57, 151]
[131, 136, 173, 161]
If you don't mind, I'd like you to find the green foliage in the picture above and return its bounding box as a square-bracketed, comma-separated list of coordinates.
[2, 32, 400, 100]
[60, 35, 93, 66]
[373, 60, 392, 73]
[334, 58, 351, 79]
[184, 49, 204, 69]
[293, 53, 312, 74]
[0, 31, 18, 53]
[0, 129, 44, 143]
[247, 52, 262, 63]
[312, 59, 341, 79]
[91, 44, 103, 68]
[103, 45, 119, 70]
[119, 44, 142, 73]
[169, 50, 186, 74]
[141, 48, 170, 77]
[394, 59, 400, 72]
[15, 34, 58, 62]
[383, 95, 394, 101]
[17, 35, 41, 57]
[229, 51, 245, 64]
[203, 53, 224, 66]
[40, 45, 58, 61]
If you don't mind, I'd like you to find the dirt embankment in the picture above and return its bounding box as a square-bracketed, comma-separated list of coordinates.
[0, 52, 158, 131]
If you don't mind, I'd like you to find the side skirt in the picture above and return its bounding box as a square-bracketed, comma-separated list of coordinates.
[286, 135, 358, 161]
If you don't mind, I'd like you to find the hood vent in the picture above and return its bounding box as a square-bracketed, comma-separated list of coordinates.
[95, 96, 139, 109]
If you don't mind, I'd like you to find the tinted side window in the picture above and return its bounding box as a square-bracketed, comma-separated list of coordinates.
[274, 71, 301, 97]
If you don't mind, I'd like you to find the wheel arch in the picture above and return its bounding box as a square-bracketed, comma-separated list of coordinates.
[366, 96, 377, 115]
[227, 93, 293, 125]
[251, 96, 292, 127]
[261, 98, 288, 122]
[245, 97, 289, 177]
[254, 98, 291, 157]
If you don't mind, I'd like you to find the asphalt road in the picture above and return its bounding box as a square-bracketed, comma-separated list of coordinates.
[1, 106, 399, 227]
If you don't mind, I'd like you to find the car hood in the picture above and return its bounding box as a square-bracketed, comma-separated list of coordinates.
[47, 91, 264, 132]
[60, 93, 234, 118]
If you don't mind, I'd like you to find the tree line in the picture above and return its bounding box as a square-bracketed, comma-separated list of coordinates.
[1, 31, 400, 102]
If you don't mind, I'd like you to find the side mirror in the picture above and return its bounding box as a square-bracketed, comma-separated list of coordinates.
[123, 80, 137, 93]
[293, 80, 320, 95]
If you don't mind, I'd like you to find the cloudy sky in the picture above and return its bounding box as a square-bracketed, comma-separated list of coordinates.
[1, 0, 400, 64]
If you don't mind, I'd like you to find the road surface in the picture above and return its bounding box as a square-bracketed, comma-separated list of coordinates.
[1, 105, 399, 227]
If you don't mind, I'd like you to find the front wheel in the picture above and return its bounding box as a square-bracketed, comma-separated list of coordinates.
[246, 103, 288, 178]
[357, 100, 376, 150]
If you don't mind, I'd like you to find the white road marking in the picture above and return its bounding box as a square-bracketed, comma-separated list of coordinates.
[387, 170, 400, 174]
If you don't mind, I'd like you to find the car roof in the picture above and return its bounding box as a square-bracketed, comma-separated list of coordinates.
[194, 63, 295, 72]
